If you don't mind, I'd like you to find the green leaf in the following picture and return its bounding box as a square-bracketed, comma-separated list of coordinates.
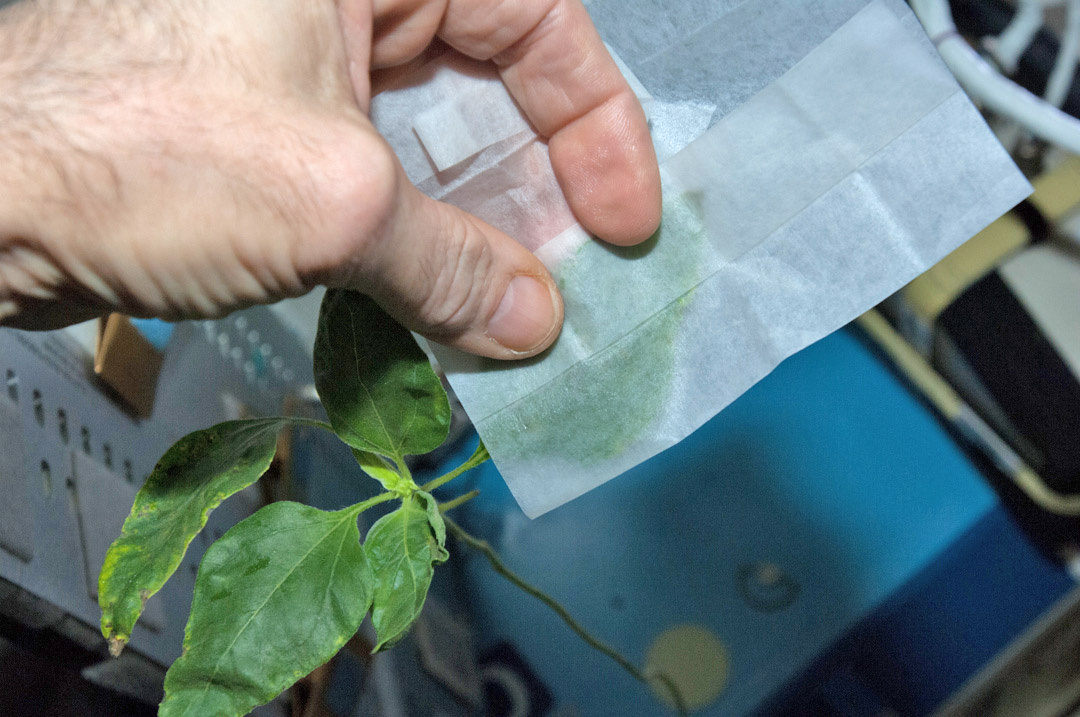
[160, 502, 371, 717]
[99, 417, 312, 656]
[351, 449, 408, 493]
[417, 491, 447, 553]
[364, 493, 448, 651]
[314, 289, 451, 463]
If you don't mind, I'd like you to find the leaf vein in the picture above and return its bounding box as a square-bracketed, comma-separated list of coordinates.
[344, 301, 397, 459]
[180, 511, 352, 716]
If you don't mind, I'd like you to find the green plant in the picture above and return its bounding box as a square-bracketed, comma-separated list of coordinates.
[98, 289, 687, 716]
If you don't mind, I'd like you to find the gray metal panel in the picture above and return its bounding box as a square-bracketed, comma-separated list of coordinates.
[0, 305, 313, 667]
[0, 398, 33, 561]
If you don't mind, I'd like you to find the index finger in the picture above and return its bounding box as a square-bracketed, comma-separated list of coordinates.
[438, 0, 661, 245]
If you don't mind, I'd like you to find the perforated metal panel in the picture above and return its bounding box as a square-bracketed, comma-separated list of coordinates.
[0, 305, 312, 668]
[0, 398, 33, 562]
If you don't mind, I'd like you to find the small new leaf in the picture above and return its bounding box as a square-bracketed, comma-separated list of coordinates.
[364, 493, 448, 651]
[98, 417, 306, 655]
[351, 449, 409, 493]
[417, 491, 448, 553]
[160, 502, 372, 717]
[314, 290, 451, 464]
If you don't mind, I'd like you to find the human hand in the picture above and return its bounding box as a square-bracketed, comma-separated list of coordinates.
[0, 0, 660, 358]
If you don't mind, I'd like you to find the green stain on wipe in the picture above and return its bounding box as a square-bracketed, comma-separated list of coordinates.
[481, 192, 709, 465]
[481, 295, 694, 464]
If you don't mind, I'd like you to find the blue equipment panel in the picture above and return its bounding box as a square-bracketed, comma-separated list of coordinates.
[442, 328, 1066, 715]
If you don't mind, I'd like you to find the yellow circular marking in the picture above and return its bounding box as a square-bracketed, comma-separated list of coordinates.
[644, 624, 730, 712]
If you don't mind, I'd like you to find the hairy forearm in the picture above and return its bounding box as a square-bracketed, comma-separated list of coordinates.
[0, 1, 123, 329]
[0, 4, 54, 325]
[0, 0, 594, 355]
[0, 0, 276, 330]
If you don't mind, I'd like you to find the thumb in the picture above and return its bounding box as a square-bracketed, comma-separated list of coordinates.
[354, 180, 564, 360]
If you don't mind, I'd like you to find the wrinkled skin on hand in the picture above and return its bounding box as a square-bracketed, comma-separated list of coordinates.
[0, 0, 660, 358]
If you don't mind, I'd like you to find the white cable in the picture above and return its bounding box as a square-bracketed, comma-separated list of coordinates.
[911, 0, 1080, 155]
[992, 0, 1046, 73]
[1045, 0, 1080, 107]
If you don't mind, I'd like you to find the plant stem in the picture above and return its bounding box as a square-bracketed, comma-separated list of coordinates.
[348, 491, 396, 516]
[443, 517, 689, 715]
[290, 417, 335, 432]
[393, 457, 413, 486]
[438, 490, 480, 513]
[421, 441, 490, 493]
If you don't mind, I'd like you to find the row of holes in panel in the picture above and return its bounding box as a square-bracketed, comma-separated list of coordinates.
[5, 367, 136, 499]
[8, 366, 221, 580]
[202, 316, 296, 390]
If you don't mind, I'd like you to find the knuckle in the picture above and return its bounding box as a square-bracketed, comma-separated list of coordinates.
[414, 214, 494, 336]
[296, 126, 400, 285]
[447, 0, 558, 59]
[326, 129, 400, 236]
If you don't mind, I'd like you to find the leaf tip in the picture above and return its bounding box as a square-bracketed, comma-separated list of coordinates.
[107, 635, 127, 658]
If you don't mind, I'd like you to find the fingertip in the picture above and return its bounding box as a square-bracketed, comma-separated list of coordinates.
[369, 187, 565, 362]
[484, 272, 564, 358]
[549, 92, 662, 246]
[424, 268, 563, 361]
[597, 189, 662, 247]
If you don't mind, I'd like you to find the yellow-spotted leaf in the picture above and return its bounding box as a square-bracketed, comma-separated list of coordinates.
[160, 502, 372, 717]
[99, 417, 319, 656]
[364, 492, 448, 651]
